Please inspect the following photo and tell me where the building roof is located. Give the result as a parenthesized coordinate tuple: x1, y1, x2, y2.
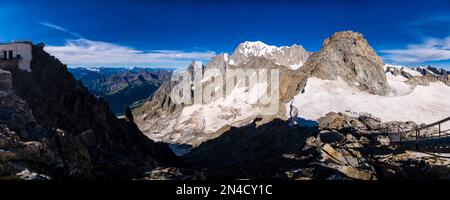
(0, 41, 33, 45)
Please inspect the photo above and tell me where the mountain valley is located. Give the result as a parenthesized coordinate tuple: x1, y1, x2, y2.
(69, 67, 172, 115)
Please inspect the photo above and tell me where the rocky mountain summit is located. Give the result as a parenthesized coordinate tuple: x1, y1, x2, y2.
(0, 44, 176, 179)
(303, 31, 389, 95)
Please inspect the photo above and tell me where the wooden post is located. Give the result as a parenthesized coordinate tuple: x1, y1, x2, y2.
(400, 132, 403, 145)
(416, 129, 419, 150)
(439, 123, 441, 137)
(416, 128, 419, 140)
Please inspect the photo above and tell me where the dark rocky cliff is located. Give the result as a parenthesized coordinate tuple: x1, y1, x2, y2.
(0, 45, 176, 179)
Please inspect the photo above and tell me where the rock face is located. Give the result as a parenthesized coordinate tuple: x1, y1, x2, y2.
(132, 80, 185, 142)
(303, 31, 389, 95)
(0, 45, 176, 179)
(0, 69, 14, 107)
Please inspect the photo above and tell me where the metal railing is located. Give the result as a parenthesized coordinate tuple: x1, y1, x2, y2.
(373, 117, 450, 151)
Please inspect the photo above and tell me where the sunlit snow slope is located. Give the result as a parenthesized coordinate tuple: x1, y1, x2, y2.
(289, 75, 450, 128)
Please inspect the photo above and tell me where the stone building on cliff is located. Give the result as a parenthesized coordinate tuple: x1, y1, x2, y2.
(0, 41, 33, 72)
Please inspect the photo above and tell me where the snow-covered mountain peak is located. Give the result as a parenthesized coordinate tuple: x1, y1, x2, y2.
(229, 41, 311, 69)
(235, 41, 279, 57)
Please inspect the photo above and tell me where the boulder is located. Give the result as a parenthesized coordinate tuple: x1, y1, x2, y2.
(376, 135, 391, 146)
(142, 167, 206, 180)
(318, 130, 345, 144)
(336, 165, 375, 180)
(358, 114, 381, 130)
(16, 169, 51, 180)
(359, 136, 370, 144)
(345, 134, 363, 148)
(318, 112, 354, 131)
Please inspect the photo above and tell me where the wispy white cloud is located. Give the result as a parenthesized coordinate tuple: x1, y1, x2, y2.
(44, 39, 216, 68)
(408, 14, 450, 38)
(380, 36, 450, 64)
(39, 22, 84, 38)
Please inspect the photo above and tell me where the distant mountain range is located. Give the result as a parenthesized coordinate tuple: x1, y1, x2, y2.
(69, 67, 173, 115)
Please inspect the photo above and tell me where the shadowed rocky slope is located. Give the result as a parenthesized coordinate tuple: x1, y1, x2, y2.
(0, 45, 176, 179)
(182, 119, 317, 179)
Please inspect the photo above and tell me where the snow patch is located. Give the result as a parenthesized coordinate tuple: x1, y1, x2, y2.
(386, 73, 414, 96)
(175, 81, 269, 134)
(403, 67, 423, 77)
(289, 63, 304, 70)
(289, 77, 450, 129)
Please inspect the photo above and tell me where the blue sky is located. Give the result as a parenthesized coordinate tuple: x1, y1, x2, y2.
(1, 0, 450, 69)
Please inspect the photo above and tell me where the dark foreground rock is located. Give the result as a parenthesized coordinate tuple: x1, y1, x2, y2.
(168, 112, 450, 180)
(182, 119, 317, 179)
